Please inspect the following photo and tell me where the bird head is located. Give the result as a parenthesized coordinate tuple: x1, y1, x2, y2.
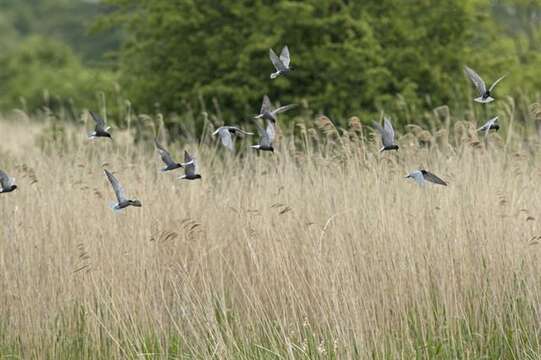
(129, 200, 142, 207)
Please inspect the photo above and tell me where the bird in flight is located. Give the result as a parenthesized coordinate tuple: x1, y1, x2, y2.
(464, 66, 506, 104)
(373, 117, 399, 152)
(178, 151, 202, 180)
(155, 139, 184, 172)
(269, 45, 292, 79)
(212, 126, 254, 152)
(254, 95, 296, 123)
(88, 111, 112, 139)
(0, 170, 17, 193)
(251, 119, 275, 152)
(405, 169, 447, 186)
(104, 169, 141, 211)
(477, 116, 500, 137)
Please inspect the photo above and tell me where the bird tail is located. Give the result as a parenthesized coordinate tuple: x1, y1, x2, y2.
(270, 72, 279, 79)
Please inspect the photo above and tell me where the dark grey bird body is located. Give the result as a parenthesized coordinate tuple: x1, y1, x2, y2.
(89, 111, 112, 139)
(104, 169, 141, 210)
(254, 95, 296, 123)
(251, 119, 275, 152)
(155, 139, 183, 171)
(212, 126, 254, 152)
(406, 169, 447, 186)
(464, 66, 505, 104)
(179, 151, 202, 180)
(0, 170, 17, 193)
(373, 117, 399, 152)
(269, 46, 292, 79)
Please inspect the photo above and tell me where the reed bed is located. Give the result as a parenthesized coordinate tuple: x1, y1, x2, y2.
(1, 102, 541, 358)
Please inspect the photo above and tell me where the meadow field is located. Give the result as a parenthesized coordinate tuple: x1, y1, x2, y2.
(2, 101, 541, 359)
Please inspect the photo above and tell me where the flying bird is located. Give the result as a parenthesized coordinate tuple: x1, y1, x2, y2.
(155, 139, 183, 171)
(464, 66, 506, 104)
(178, 151, 202, 180)
(477, 116, 500, 136)
(0, 170, 17, 193)
(88, 111, 112, 139)
(212, 126, 254, 152)
(269, 45, 291, 79)
(373, 117, 399, 152)
(104, 169, 141, 211)
(254, 95, 296, 123)
(405, 169, 447, 187)
(251, 119, 275, 152)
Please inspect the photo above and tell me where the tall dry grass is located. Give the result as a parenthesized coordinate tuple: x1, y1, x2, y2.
(1, 101, 541, 358)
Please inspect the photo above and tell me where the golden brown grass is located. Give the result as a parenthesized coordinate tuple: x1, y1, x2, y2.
(1, 104, 541, 358)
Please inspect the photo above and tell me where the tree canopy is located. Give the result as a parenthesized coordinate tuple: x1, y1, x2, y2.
(102, 0, 478, 120)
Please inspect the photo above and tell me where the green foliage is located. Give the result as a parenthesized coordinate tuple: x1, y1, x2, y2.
(0, 0, 122, 65)
(103, 0, 476, 123)
(0, 36, 117, 115)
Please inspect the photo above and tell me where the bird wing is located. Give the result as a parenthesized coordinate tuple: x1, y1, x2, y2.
(104, 169, 128, 203)
(477, 116, 498, 132)
(155, 139, 176, 167)
(265, 120, 276, 143)
(260, 95, 272, 115)
(488, 75, 506, 92)
(421, 170, 447, 186)
(183, 151, 196, 177)
(218, 128, 234, 152)
(0, 170, 13, 190)
(464, 66, 486, 96)
(373, 119, 393, 147)
(383, 117, 396, 144)
(90, 111, 106, 130)
(279, 45, 290, 68)
(225, 126, 254, 135)
(272, 103, 297, 116)
(269, 48, 286, 72)
(253, 119, 271, 146)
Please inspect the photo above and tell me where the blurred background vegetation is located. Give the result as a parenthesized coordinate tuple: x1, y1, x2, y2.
(0, 0, 540, 130)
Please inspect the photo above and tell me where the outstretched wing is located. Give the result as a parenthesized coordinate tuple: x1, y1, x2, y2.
(260, 95, 272, 115)
(218, 128, 234, 152)
(373, 119, 394, 147)
(226, 126, 254, 135)
(272, 103, 297, 116)
(155, 139, 177, 167)
(464, 66, 486, 96)
(0, 170, 13, 190)
(104, 169, 127, 203)
(90, 111, 106, 130)
(383, 117, 396, 144)
(269, 48, 286, 72)
(183, 151, 196, 177)
(489, 75, 506, 92)
(253, 119, 271, 147)
(279, 46, 290, 68)
(265, 119, 276, 143)
(421, 170, 447, 186)
(478, 116, 498, 137)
